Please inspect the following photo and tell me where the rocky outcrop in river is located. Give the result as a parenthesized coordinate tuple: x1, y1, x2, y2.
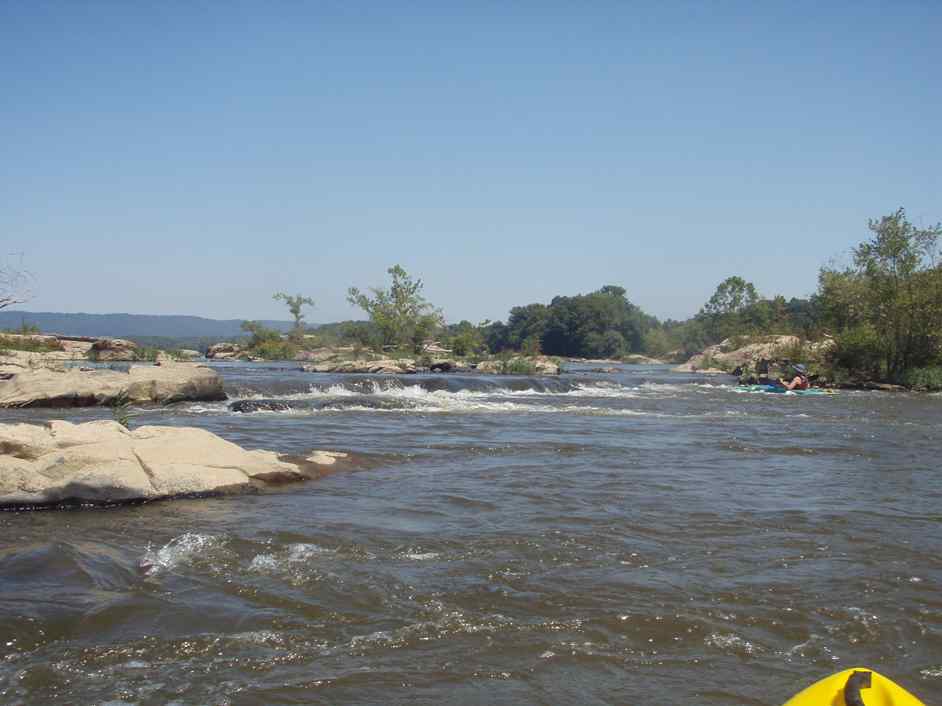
(206, 342, 243, 359)
(475, 356, 561, 375)
(299, 355, 560, 375)
(0, 363, 226, 407)
(621, 354, 664, 365)
(0, 420, 350, 508)
(89, 338, 138, 361)
(301, 358, 419, 374)
(672, 335, 826, 374)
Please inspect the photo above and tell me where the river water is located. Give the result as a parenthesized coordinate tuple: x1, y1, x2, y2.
(1, 363, 939, 705)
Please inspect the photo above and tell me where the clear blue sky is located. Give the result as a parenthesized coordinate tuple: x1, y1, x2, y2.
(2, 1, 939, 324)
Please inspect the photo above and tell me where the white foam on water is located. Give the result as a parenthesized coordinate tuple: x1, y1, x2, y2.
(232, 630, 285, 646)
(341, 609, 516, 656)
(231, 380, 645, 403)
(286, 543, 336, 561)
(704, 632, 761, 655)
(191, 377, 732, 417)
(782, 633, 823, 659)
(248, 554, 280, 572)
(140, 533, 221, 576)
(250, 543, 337, 573)
(315, 401, 664, 416)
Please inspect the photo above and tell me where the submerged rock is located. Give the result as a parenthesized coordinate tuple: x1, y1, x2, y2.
(428, 359, 473, 373)
(0, 363, 226, 408)
(230, 399, 292, 413)
(0, 420, 351, 508)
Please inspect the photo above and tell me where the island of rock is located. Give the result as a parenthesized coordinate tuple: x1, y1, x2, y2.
(0, 420, 351, 508)
(0, 362, 226, 407)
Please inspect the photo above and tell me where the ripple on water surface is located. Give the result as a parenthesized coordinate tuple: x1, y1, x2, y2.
(0, 364, 939, 705)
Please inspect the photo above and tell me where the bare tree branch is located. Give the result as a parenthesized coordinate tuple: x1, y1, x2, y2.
(0, 254, 34, 310)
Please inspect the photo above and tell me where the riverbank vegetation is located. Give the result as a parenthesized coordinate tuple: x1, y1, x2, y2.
(10, 211, 939, 388)
(656, 209, 942, 388)
(817, 209, 941, 386)
(0, 333, 62, 354)
(227, 209, 941, 388)
(347, 265, 444, 354)
(0, 323, 62, 354)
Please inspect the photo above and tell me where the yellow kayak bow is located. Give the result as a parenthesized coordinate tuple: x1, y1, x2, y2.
(782, 668, 927, 706)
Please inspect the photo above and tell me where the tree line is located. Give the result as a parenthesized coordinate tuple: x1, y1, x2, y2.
(244, 208, 942, 385)
(649, 209, 942, 386)
(9, 209, 937, 385)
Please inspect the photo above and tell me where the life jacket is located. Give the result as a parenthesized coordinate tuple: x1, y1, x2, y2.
(795, 374, 810, 390)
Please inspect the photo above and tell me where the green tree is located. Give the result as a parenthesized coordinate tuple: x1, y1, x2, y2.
(241, 320, 282, 346)
(702, 276, 759, 316)
(496, 286, 657, 358)
(339, 320, 380, 350)
(505, 303, 549, 351)
(816, 268, 868, 333)
(347, 265, 444, 353)
(849, 208, 942, 378)
(273, 292, 315, 341)
(481, 320, 510, 353)
(697, 276, 761, 342)
(641, 327, 675, 358)
(448, 320, 488, 357)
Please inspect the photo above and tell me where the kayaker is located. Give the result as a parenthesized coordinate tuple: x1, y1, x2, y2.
(780, 364, 810, 390)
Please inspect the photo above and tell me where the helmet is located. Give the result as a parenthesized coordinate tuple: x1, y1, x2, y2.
(793, 364, 808, 375)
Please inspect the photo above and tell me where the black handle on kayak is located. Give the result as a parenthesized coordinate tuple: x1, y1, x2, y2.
(844, 670, 871, 706)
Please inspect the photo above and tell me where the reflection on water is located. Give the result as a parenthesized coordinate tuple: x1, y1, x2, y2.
(1, 363, 940, 704)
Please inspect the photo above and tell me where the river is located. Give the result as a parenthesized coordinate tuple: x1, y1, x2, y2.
(1, 363, 939, 705)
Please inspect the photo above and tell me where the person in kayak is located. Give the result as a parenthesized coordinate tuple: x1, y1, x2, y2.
(780, 364, 810, 390)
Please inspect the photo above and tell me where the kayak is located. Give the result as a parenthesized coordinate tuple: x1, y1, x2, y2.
(736, 384, 834, 396)
(782, 668, 926, 706)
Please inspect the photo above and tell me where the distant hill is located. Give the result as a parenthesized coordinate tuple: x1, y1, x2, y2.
(0, 310, 298, 339)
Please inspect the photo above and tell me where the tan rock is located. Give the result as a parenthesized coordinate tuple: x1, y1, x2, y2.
(621, 354, 664, 365)
(58, 338, 95, 356)
(673, 335, 802, 373)
(0, 420, 350, 508)
(422, 342, 452, 354)
(0, 363, 226, 408)
(206, 342, 243, 359)
(301, 358, 416, 374)
(1, 350, 65, 375)
(90, 338, 138, 361)
(294, 347, 342, 363)
(476, 356, 560, 375)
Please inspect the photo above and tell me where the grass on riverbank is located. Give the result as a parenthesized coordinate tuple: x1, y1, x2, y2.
(899, 367, 942, 391)
(0, 334, 63, 354)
